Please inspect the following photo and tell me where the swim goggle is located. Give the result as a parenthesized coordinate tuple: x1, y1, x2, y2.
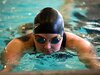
(35, 35, 62, 44)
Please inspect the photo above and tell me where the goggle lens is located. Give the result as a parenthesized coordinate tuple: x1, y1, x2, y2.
(35, 36, 46, 44)
(35, 35, 61, 44)
(51, 37, 61, 44)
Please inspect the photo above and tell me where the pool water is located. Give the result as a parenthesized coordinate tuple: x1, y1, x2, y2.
(0, 0, 100, 72)
(11, 52, 87, 72)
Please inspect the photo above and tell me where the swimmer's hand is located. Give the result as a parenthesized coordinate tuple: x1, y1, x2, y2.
(0, 65, 13, 72)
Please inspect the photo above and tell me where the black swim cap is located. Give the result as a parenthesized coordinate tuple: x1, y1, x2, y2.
(33, 7, 64, 36)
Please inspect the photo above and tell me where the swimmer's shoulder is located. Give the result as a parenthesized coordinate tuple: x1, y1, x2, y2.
(65, 32, 82, 40)
(17, 33, 34, 42)
(64, 32, 83, 49)
(12, 33, 34, 49)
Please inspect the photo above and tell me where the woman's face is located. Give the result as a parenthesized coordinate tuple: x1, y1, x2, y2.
(34, 34, 63, 54)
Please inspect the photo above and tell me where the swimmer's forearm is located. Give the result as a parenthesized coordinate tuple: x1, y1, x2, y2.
(79, 53, 100, 69)
(86, 61, 100, 69)
(1, 38, 25, 72)
(75, 39, 100, 69)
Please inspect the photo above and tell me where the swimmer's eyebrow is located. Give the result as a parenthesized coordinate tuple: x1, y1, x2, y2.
(34, 35, 46, 39)
(17, 35, 30, 42)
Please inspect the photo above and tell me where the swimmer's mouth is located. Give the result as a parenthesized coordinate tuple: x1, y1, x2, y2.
(42, 49, 54, 54)
(38, 49, 58, 54)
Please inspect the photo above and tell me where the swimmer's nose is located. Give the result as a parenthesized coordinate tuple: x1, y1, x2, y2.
(44, 42, 51, 50)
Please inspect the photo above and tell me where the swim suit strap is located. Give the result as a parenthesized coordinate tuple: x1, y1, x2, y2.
(61, 32, 66, 48)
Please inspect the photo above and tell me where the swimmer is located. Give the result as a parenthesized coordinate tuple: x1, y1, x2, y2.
(1, 7, 100, 72)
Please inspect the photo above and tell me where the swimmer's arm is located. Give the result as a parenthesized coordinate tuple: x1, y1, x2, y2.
(1, 39, 27, 72)
(76, 41, 100, 69)
(1, 34, 34, 72)
(65, 32, 100, 69)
